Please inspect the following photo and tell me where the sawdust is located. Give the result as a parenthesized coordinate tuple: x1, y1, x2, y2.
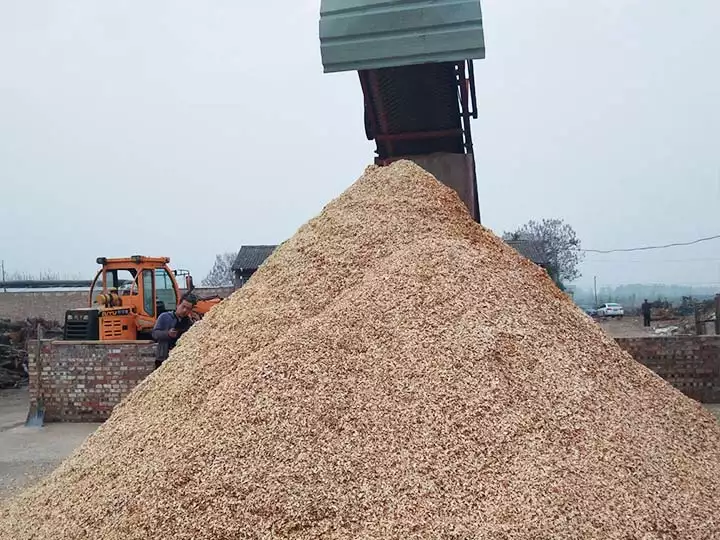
(1, 161, 719, 539)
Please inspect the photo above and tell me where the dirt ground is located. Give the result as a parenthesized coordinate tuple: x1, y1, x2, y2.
(0, 389, 98, 500)
(595, 315, 694, 339)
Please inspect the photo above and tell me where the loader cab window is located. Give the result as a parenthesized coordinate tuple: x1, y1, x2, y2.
(102, 269, 137, 294)
(89, 270, 102, 306)
(91, 269, 137, 305)
(142, 270, 154, 316)
(155, 269, 177, 312)
(110, 270, 138, 296)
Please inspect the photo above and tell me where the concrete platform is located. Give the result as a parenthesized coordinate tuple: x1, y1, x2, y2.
(0, 389, 98, 500)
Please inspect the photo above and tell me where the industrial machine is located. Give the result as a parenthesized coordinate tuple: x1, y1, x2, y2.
(319, 0, 486, 222)
(63, 256, 222, 341)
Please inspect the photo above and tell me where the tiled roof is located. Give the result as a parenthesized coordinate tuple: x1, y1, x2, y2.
(231, 245, 277, 272)
(505, 239, 549, 266)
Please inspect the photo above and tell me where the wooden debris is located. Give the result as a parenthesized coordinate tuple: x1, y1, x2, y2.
(0, 318, 61, 388)
(0, 161, 719, 539)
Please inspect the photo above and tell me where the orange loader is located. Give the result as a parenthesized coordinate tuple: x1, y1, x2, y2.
(62, 256, 222, 341)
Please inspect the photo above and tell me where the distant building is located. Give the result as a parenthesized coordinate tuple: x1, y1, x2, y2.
(231, 245, 277, 288)
(504, 239, 561, 287)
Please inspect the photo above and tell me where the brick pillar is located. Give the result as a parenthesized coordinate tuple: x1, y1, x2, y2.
(28, 338, 52, 412)
(695, 303, 705, 335)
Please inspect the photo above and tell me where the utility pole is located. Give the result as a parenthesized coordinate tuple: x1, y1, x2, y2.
(1, 260, 5, 293)
(593, 276, 598, 307)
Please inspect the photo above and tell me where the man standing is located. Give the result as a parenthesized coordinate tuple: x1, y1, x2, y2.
(152, 293, 197, 369)
(641, 299, 652, 328)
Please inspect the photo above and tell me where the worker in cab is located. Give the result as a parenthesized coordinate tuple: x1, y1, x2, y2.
(152, 293, 197, 369)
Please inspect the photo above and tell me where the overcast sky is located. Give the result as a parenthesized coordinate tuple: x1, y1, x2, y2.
(1, 0, 718, 288)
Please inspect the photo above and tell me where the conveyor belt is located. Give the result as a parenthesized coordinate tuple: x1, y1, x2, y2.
(358, 60, 481, 222)
(359, 62, 466, 159)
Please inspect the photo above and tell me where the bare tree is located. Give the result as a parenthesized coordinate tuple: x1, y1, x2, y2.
(2, 269, 84, 281)
(503, 219, 584, 288)
(201, 252, 238, 287)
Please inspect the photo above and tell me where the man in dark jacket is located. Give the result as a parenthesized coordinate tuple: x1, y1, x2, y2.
(641, 299, 652, 327)
(152, 293, 196, 369)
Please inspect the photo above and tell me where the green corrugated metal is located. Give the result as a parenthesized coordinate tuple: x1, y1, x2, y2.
(319, 0, 485, 73)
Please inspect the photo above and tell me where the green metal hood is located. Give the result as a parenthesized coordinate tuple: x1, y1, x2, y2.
(320, 0, 486, 73)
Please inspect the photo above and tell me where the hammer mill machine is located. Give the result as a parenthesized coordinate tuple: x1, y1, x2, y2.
(319, 0, 486, 222)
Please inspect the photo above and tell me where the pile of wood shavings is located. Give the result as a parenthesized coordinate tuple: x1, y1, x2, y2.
(1, 160, 719, 539)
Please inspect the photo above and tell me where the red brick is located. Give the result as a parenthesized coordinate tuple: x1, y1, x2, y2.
(28, 340, 156, 422)
(617, 336, 720, 403)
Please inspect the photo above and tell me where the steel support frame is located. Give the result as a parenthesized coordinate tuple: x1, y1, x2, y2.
(358, 60, 482, 224)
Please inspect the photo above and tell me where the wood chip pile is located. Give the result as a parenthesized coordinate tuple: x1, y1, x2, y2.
(1, 161, 719, 539)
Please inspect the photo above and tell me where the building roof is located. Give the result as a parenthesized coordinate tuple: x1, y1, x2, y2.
(232, 245, 277, 272)
(505, 239, 549, 267)
(319, 0, 485, 73)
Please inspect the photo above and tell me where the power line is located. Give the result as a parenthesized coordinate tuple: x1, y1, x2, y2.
(581, 234, 720, 254)
(584, 257, 720, 264)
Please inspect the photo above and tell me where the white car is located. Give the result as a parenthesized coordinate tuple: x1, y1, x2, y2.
(597, 303, 624, 318)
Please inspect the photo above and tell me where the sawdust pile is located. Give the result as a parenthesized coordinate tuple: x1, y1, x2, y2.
(2, 161, 720, 539)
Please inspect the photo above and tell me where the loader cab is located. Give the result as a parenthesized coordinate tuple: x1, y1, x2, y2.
(90, 257, 182, 340)
(63, 256, 183, 342)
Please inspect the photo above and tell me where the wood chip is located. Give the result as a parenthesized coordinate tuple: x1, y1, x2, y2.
(1, 160, 719, 539)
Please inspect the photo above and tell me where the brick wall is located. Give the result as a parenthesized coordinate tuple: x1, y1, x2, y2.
(616, 336, 720, 403)
(0, 287, 234, 323)
(29, 335, 720, 423)
(28, 340, 156, 422)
